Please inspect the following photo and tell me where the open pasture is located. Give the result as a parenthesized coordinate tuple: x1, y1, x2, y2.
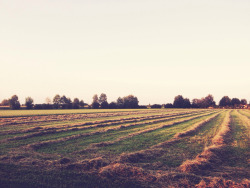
(0, 109, 249, 187)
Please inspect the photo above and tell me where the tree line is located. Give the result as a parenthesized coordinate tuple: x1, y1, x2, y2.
(0, 94, 249, 110)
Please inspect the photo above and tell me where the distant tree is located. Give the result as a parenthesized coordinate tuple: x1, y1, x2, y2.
(173, 95, 185, 108)
(183, 98, 191, 108)
(100, 101, 109, 109)
(219, 96, 231, 107)
(231, 98, 241, 108)
(109, 102, 117, 109)
(123, 95, 139, 108)
(192, 98, 201, 108)
(151, 104, 162, 108)
(60, 95, 72, 109)
(25, 97, 34, 109)
(116, 97, 124, 108)
(204, 94, 216, 108)
(92, 94, 99, 109)
(165, 103, 173, 108)
(240, 99, 247, 105)
(73, 98, 80, 109)
(99, 93, 107, 104)
(79, 100, 85, 108)
(53, 94, 61, 109)
(0, 99, 9, 106)
(99, 93, 109, 109)
(9, 95, 20, 110)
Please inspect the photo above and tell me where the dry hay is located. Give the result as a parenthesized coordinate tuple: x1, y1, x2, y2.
(174, 113, 219, 139)
(99, 163, 157, 182)
(179, 111, 231, 173)
(196, 177, 250, 188)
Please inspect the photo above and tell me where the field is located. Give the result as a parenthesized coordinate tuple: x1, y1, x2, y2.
(0, 109, 249, 187)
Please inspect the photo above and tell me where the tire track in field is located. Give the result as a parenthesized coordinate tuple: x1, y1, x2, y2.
(1, 110, 207, 143)
(179, 110, 232, 173)
(22, 111, 214, 151)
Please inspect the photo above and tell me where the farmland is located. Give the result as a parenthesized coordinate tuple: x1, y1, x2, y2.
(0, 109, 249, 187)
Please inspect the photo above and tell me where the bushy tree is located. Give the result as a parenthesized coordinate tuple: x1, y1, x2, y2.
(173, 95, 184, 108)
(25, 97, 34, 109)
(73, 98, 80, 109)
(0, 99, 9, 106)
(219, 96, 231, 107)
(241, 99, 247, 105)
(109, 102, 117, 109)
(99, 93, 109, 109)
(53, 94, 61, 109)
(79, 100, 85, 108)
(231, 98, 241, 108)
(116, 97, 124, 108)
(204, 94, 216, 108)
(151, 104, 162, 108)
(183, 98, 191, 108)
(92, 94, 99, 109)
(165, 103, 173, 108)
(123, 95, 139, 108)
(9, 95, 20, 110)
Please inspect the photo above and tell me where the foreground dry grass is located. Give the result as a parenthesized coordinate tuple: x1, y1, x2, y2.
(0, 109, 249, 188)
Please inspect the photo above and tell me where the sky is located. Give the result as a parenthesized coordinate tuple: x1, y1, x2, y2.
(0, 0, 250, 105)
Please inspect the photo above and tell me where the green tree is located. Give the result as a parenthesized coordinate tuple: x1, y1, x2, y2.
(116, 97, 124, 108)
(231, 98, 241, 108)
(73, 98, 80, 109)
(219, 96, 231, 107)
(173, 95, 184, 108)
(79, 100, 84, 108)
(0, 99, 9, 106)
(9, 95, 20, 110)
(123, 95, 139, 108)
(53, 94, 61, 109)
(25, 97, 34, 109)
(92, 94, 99, 109)
(240, 99, 247, 105)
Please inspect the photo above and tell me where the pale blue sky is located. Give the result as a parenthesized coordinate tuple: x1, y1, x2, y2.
(0, 0, 249, 105)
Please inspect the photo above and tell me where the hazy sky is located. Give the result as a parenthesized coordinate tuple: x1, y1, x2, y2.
(1, 0, 250, 105)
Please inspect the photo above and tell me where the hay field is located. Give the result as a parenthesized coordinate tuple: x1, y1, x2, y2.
(0, 109, 249, 187)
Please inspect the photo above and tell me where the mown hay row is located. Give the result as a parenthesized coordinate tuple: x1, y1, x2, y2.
(2, 110, 207, 143)
(179, 111, 231, 173)
(24, 111, 214, 151)
(174, 113, 219, 138)
(0, 110, 171, 126)
(0, 110, 192, 136)
(116, 112, 220, 163)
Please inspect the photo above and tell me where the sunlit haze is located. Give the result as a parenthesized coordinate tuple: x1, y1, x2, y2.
(1, 0, 249, 105)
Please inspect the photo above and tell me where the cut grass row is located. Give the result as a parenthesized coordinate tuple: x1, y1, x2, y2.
(0, 110, 211, 155)
(35, 111, 218, 156)
(114, 111, 225, 168)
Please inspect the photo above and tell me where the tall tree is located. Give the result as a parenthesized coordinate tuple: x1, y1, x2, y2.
(240, 99, 247, 105)
(99, 93, 108, 109)
(25, 97, 34, 109)
(9, 95, 20, 110)
(219, 96, 231, 107)
(73, 98, 80, 109)
(173, 95, 184, 108)
(204, 94, 216, 108)
(53, 94, 61, 109)
(231, 98, 241, 108)
(123, 95, 139, 108)
(92, 94, 99, 109)
(116, 97, 124, 108)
